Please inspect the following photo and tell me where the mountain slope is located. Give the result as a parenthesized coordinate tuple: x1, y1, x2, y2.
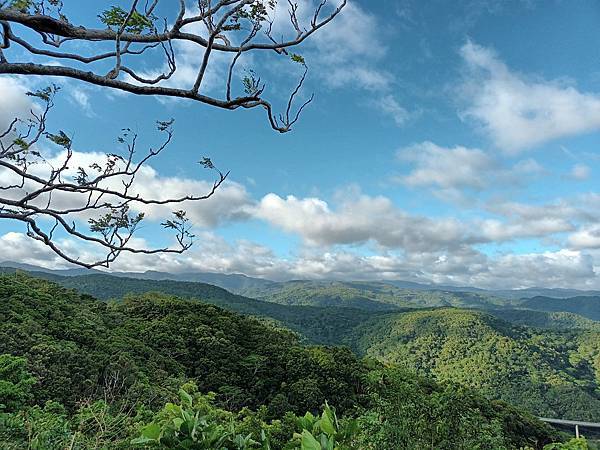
(349, 308, 600, 421)
(0, 273, 561, 449)
(0, 269, 385, 346)
(0, 272, 366, 415)
(239, 279, 513, 311)
(487, 308, 600, 331)
(521, 296, 600, 321)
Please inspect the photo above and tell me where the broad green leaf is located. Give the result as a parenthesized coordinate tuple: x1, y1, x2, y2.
(320, 410, 336, 435)
(130, 436, 154, 445)
(172, 417, 184, 430)
(179, 388, 193, 408)
(140, 422, 160, 440)
(301, 430, 321, 450)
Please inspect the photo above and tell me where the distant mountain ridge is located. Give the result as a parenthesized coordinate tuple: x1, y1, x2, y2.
(2, 261, 599, 300)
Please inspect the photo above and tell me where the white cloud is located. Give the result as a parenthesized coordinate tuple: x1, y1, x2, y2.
(460, 41, 600, 152)
(471, 249, 597, 290)
(0, 77, 33, 132)
(69, 87, 95, 117)
(477, 217, 574, 241)
(0, 147, 253, 229)
(568, 163, 591, 181)
(253, 190, 468, 251)
(3, 225, 600, 289)
(395, 142, 546, 203)
(398, 141, 494, 190)
(568, 227, 600, 250)
(300, 1, 392, 91)
(372, 95, 411, 126)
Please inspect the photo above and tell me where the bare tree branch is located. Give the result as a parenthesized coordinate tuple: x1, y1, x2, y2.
(0, 86, 227, 268)
(0, 0, 346, 133)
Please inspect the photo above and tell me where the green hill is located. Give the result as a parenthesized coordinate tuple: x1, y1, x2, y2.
(487, 308, 600, 331)
(239, 279, 512, 310)
(349, 308, 600, 421)
(0, 273, 561, 449)
(0, 269, 387, 346)
(521, 296, 600, 321)
(0, 272, 366, 415)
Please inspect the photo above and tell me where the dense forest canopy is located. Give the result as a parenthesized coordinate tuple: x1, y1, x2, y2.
(1, 273, 582, 449)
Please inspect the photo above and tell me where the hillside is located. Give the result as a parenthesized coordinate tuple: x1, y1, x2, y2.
(487, 308, 600, 331)
(0, 269, 387, 346)
(0, 273, 561, 449)
(521, 296, 600, 321)
(350, 308, 600, 421)
(0, 273, 367, 415)
(238, 279, 512, 311)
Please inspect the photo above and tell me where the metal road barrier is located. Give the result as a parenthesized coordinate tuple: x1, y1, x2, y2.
(539, 417, 600, 439)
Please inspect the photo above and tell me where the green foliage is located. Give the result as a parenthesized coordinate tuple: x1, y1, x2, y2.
(130, 383, 360, 450)
(131, 386, 266, 449)
(98, 6, 154, 34)
(0, 274, 577, 449)
(0, 273, 365, 415)
(26, 85, 60, 103)
(238, 279, 510, 311)
(89, 205, 145, 236)
(544, 437, 589, 449)
(350, 308, 600, 421)
(0, 354, 35, 412)
(9, 269, 384, 346)
(522, 296, 600, 322)
(354, 368, 558, 450)
(45, 130, 71, 148)
(289, 403, 358, 450)
(243, 69, 261, 95)
(8, 0, 32, 12)
(290, 54, 306, 66)
(0, 401, 72, 450)
(488, 309, 600, 332)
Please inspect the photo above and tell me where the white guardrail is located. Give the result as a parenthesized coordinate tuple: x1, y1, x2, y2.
(539, 418, 600, 439)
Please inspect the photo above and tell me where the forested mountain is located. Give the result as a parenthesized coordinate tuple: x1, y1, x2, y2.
(487, 309, 600, 331)
(521, 296, 600, 321)
(0, 274, 563, 449)
(0, 274, 365, 415)
(0, 269, 390, 346)
(348, 308, 600, 422)
(235, 279, 514, 310)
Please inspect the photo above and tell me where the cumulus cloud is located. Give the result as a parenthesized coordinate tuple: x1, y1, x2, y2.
(398, 141, 494, 190)
(0, 77, 34, 131)
(568, 227, 600, 250)
(6, 227, 599, 290)
(253, 191, 471, 251)
(568, 163, 591, 181)
(460, 41, 600, 152)
(396, 142, 546, 202)
(0, 147, 253, 230)
(471, 250, 598, 289)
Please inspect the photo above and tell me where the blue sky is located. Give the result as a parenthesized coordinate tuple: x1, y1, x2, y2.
(1, 0, 599, 289)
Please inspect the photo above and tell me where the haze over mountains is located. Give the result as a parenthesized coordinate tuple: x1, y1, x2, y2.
(3, 260, 599, 300)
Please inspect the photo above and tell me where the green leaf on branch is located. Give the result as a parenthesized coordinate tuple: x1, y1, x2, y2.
(8, 0, 33, 12)
(291, 53, 306, 65)
(99, 6, 153, 34)
(45, 131, 71, 149)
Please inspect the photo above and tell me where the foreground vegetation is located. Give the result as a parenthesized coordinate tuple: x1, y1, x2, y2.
(10, 269, 600, 423)
(0, 273, 575, 449)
